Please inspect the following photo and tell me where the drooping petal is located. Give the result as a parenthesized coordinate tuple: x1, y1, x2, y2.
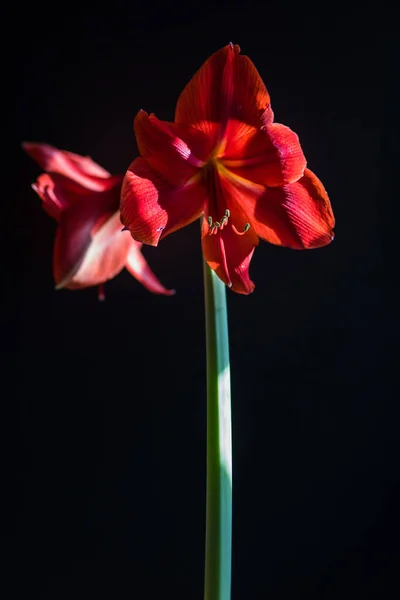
(175, 44, 273, 144)
(201, 174, 259, 294)
(22, 141, 122, 191)
(134, 111, 213, 186)
(121, 157, 206, 246)
(54, 210, 131, 289)
(201, 219, 257, 295)
(221, 123, 306, 186)
(125, 242, 175, 296)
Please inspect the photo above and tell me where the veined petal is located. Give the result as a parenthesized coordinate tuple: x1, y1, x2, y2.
(22, 141, 122, 191)
(121, 157, 206, 246)
(134, 111, 212, 186)
(217, 167, 334, 249)
(254, 169, 335, 249)
(175, 44, 273, 142)
(221, 123, 306, 186)
(125, 242, 175, 296)
(230, 47, 274, 128)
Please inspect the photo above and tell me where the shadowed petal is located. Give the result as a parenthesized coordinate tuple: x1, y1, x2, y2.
(51, 200, 175, 293)
(32, 174, 67, 221)
(54, 208, 130, 289)
(134, 111, 212, 186)
(31, 172, 120, 221)
(221, 123, 306, 186)
(121, 157, 206, 246)
(175, 44, 273, 144)
(125, 242, 175, 296)
(22, 142, 122, 191)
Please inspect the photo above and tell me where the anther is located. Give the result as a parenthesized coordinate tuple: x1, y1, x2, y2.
(208, 216, 213, 227)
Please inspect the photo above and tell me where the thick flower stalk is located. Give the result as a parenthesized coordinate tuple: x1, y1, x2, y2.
(23, 142, 174, 297)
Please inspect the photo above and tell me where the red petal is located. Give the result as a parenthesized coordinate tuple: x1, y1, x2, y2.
(54, 211, 131, 289)
(32, 172, 119, 220)
(134, 111, 212, 186)
(48, 176, 123, 288)
(201, 219, 257, 295)
(22, 141, 122, 191)
(125, 242, 175, 296)
(121, 157, 206, 246)
(255, 169, 335, 249)
(217, 167, 334, 249)
(175, 44, 273, 143)
(31, 174, 66, 221)
(221, 123, 306, 186)
(201, 173, 259, 294)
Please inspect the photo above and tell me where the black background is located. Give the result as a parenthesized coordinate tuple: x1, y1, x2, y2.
(7, 2, 398, 598)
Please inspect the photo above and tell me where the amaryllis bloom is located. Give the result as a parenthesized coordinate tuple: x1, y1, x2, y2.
(121, 44, 335, 294)
(23, 142, 174, 298)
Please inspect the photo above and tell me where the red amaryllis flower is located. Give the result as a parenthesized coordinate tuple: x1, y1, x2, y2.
(121, 44, 335, 294)
(23, 142, 174, 298)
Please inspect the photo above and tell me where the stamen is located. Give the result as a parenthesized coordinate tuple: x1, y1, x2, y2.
(206, 209, 251, 237)
(232, 223, 251, 236)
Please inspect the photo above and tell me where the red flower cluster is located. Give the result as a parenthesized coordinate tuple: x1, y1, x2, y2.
(23, 142, 174, 298)
(121, 44, 335, 294)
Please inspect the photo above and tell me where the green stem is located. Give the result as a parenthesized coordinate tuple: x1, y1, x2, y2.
(203, 260, 232, 600)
